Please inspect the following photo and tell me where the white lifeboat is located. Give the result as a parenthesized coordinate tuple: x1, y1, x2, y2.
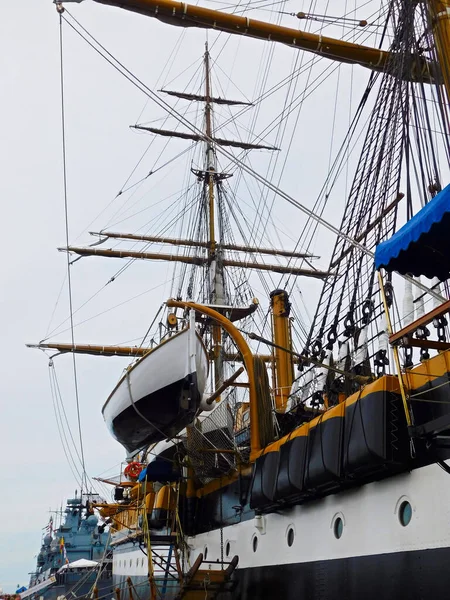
(102, 312, 209, 452)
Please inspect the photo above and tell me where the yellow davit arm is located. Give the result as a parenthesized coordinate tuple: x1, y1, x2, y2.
(59, 0, 437, 82)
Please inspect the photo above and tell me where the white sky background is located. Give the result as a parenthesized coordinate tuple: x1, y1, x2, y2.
(0, 0, 395, 590)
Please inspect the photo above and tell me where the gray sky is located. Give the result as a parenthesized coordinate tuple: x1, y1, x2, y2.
(0, 0, 379, 590)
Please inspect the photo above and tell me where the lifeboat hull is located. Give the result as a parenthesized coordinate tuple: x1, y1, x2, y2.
(103, 324, 208, 453)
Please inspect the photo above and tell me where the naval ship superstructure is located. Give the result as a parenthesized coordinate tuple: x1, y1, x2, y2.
(26, 494, 112, 600)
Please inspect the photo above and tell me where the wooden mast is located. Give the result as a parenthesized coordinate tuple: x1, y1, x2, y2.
(204, 43, 215, 260)
(203, 42, 224, 394)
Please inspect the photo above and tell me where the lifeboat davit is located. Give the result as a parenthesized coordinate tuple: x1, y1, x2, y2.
(102, 313, 208, 453)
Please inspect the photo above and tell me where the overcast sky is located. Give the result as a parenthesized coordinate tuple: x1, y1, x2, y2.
(0, 0, 382, 591)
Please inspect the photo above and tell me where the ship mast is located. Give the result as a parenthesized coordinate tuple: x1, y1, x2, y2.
(33, 41, 334, 389)
(204, 44, 215, 263)
(202, 42, 225, 392)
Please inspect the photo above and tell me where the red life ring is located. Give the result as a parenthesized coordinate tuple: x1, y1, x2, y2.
(124, 462, 143, 480)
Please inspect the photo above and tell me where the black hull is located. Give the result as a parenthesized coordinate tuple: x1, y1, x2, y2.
(112, 373, 200, 452)
(114, 547, 450, 600)
(234, 547, 450, 599)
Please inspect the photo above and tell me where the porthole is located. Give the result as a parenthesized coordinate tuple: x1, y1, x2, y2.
(287, 528, 295, 547)
(252, 535, 258, 553)
(225, 542, 231, 557)
(399, 500, 412, 526)
(204, 546, 208, 560)
(334, 517, 344, 539)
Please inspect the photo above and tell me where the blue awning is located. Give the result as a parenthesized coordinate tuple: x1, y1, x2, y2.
(375, 184, 450, 280)
(138, 457, 180, 483)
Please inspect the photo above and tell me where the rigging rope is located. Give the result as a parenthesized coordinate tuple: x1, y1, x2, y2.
(58, 10, 88, 493)
(49, 361, 83, 489)
(50, 360, 111, 499)
(44, 275, 183, 340)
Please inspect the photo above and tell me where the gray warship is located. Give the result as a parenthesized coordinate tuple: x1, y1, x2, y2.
(25, 494, 112, 600)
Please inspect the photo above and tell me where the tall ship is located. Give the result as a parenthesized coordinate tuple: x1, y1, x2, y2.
(29, 0, 450, 596)
(25, 494, 112, 600)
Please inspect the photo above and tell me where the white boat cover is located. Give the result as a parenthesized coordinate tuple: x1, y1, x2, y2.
(58, 559, 99, 571)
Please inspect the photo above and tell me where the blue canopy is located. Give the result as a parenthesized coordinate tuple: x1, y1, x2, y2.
(375, 184, 450, 280)
(138, 457, 180, 483)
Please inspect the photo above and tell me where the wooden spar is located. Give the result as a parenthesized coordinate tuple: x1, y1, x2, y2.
(90, 230, 317, 259)
(221, 258, 330, 278)
(93, 476, 124, 486)
(27, 341, 281, 361)
(60, 246, 329, 277)
(91, 0, 437, 81)
(205, 366, 245, 405)
(59, 246, 206, 265)
(131, 125, 279, 151)
(222, 243, 314, 259)
(399, 338, 450, 351)
(160, 89, 253, 106)
(27, 342, 149, 357)
(90, 231, 210, 250)
(389, 299, 450, 346)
